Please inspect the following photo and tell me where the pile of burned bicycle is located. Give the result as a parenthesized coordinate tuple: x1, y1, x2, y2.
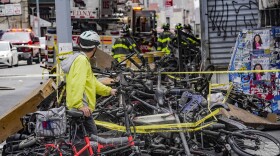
(2, 57, 280, 156)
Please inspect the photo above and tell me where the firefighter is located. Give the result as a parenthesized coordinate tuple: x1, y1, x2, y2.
(157, 23, 173, 55)
(112, 24, 140, 61)
(173, 23, 200, 46)
(175, 23, 183, 34)
(184, 24, 194, 35)
(173, 23, 187, 46)
(183, 24, 200, 45)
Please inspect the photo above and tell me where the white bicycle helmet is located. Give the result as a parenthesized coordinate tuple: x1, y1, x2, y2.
(79, 30, 100, 49)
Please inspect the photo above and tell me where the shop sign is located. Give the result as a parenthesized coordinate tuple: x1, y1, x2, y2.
(0, 3, 21, 16)
(5, 4, 14, 16)
(13, 3, 21, 15)
(71, 9, 96, 18)
(165, 0, 173, 7)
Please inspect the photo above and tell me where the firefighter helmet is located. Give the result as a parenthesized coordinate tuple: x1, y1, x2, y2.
(121, 24, 130, 35)
(184, 24, 192, 30)
(162, 23, 170, 30)
(175, 23, 183, 30)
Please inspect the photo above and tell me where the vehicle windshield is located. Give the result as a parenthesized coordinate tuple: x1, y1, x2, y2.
(1, 32, 30, 42)
(0, 42, 10, 51)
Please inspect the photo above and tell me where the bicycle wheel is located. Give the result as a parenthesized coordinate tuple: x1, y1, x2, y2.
(44, 146, 62, 156)
(195, 64, 215, 93)
(228, 130, 280, 156)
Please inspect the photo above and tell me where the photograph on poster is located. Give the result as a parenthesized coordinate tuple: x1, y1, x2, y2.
(251, 30, 271, 54)
(251, 54, 270, 82)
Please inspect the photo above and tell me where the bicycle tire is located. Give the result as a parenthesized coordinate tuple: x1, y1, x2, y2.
(227, 130, 280, 156)
(195, 64, 215, 93)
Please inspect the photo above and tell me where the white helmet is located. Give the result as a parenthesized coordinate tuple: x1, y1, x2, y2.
(79, 30, 100, 49)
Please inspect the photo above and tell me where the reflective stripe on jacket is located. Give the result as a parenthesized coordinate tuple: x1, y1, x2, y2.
(162, 46, 171, 54)
(112, 37, 140, 60)
(157, 31, 173, 50)
(112, 38, 134, 56)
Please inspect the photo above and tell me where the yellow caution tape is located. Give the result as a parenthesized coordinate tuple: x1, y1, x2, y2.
(161, 69, 280, 74)
(210, 83, 231, 88)
(0, 74, 64, 78)
(222, 82, 233, 104)
(167, 74, 181, 80)
(3, 68, 279, 78)
(57, 86, 66, 105)
(14, 45, 41, 49)
(3, 69, 280, 78)
(207, 82, 218, 121)
(95, 108, 220, 133)
(54, 42, 64, 103)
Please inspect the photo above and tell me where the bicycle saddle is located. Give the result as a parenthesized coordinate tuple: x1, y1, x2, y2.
(66, 109, 83, 118)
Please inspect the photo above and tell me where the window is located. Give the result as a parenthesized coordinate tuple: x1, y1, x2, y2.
(0, 42, 10, 51)
(1, 32, 30, 42)
(166, 17, 170, 25)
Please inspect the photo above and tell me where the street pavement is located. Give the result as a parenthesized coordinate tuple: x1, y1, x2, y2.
(0, 61, 48, 117)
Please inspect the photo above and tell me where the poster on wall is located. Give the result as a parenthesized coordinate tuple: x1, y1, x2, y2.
(229, 31, 252, 93)
(250, 53, 274, 100)
(250, 29, 271, 54)
(251, 54, 270, 82)
(229, 28, 280, 114)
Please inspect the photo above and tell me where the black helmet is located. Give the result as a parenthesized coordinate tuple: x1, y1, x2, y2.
(78, 30, 100, 50)
(184, 24, 192, 30)
(175, 23, 183, 30)
(121, 24, 130, 35)
(162, 23, 170, 30)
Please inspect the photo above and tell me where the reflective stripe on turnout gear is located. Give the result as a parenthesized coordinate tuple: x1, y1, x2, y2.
(162, 46, 171, 54)
(129, 43, 136, 49)
(112, 44, 129, 49)
(157, 37, 171, 43)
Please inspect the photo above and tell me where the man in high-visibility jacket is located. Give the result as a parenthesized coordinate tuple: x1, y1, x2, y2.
(61, 30, 117, 138)
(112, 24, 140, 61)
(157, 23, 173, 54)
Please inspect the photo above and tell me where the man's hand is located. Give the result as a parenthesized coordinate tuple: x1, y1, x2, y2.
(78, 106, 91, 117)
(110, 89, 117, 96)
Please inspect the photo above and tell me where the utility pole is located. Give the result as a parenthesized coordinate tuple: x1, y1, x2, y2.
(55, 0, 72, 44)
(30, 7, 35, 30)
(55, 0, 72, 83)
(36, 0, 40, 36)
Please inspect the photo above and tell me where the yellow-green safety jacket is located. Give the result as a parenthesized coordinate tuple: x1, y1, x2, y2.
(61, 52, 112, 112)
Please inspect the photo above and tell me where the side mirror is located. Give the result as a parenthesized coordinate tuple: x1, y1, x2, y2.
(33, 37, 39, 42)
(12, 47, 17, 51)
